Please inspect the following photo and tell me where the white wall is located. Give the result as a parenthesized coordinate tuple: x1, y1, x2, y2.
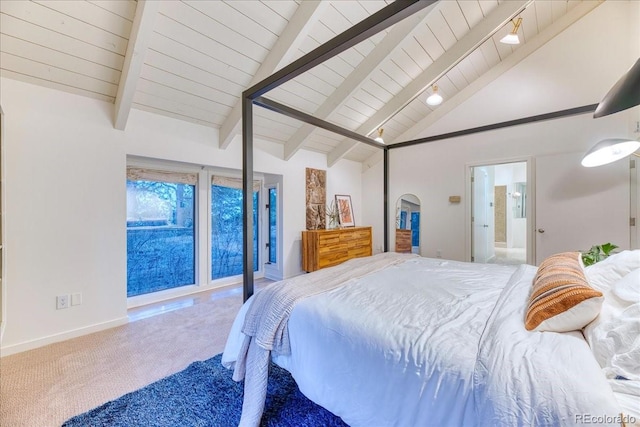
(0, 78, 363, 355)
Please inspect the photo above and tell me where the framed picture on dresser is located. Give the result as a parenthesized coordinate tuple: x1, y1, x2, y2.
(335, 194, 355, 227)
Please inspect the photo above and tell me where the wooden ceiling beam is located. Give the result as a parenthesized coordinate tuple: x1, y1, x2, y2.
(113, 0, 159, 131)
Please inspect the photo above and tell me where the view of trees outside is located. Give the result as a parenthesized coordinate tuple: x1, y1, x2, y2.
(211, 185, 258, 279)
(126, 180, 195, 297)
(126, 179, 261, 297)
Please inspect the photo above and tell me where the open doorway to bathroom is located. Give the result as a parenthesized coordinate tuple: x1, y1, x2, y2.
(471, 161, 528, 265)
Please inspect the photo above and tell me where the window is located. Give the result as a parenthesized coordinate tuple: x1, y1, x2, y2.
(211, 176, 260, 280)
(126, 168, 196, 297)
(126, 164, 277, 300)
(267, 187, 277, 264)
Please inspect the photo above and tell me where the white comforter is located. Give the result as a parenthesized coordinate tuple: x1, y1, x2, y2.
(223, 255, 623, 426)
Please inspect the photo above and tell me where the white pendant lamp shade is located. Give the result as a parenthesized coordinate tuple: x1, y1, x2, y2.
(374, 128, 384, 144)
(581, 138, 640, 167)
(426, 85, 443, 106)
(500, 33, 520, 45)
(500, 17, 522, 45)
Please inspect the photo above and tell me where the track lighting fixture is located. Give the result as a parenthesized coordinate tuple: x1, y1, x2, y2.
(500, 17, 522, 45)
(426, 85, 443, 106)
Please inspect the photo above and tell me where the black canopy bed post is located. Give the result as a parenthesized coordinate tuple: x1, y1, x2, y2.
(242, 95, 254, 302)
(384, 147, 389, 252)
(240, 0, 436, 303)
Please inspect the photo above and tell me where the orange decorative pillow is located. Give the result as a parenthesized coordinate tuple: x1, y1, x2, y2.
(525, 252, 603, 332)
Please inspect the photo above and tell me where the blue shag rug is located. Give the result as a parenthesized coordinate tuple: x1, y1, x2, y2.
(62, 354, 348, 427)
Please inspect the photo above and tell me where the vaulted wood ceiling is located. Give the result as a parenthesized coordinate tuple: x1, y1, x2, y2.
(0, 0, 602, 165)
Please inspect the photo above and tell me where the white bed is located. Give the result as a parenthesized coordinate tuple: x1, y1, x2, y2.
(223, 252, 639, 427)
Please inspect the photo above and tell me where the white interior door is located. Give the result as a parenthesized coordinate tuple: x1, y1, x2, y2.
(535, 152, 630, 264)
(472, 167, 491, 263)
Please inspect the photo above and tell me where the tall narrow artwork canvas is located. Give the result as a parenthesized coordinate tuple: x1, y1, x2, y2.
(305, 168, 326, 230)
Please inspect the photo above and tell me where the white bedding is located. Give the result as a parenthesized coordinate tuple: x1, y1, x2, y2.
(223, 255, 624, 426)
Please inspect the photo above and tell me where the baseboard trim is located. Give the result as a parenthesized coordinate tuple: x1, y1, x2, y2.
(0, 316, 129, 357)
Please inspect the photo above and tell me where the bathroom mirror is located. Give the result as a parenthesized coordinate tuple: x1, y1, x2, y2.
(395, 194, 420, 253)
(512, 182, 526, 219)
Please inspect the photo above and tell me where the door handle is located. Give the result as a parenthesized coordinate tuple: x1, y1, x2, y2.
(537, 228, 545, 233)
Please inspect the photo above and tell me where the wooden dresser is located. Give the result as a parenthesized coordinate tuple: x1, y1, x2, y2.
(302, 226, 372, 272)
(395, 229, 412, 253)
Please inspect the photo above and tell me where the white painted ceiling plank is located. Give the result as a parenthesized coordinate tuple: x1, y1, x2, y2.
(218, 0, 329, 149)
(0, 13, 125, 70)
(33, 0, 133, 36)
(224, 0, 290, 35)
(0, 68, 115, 103)
(160, 1, 268, 62)
(293, 72, 335, 97)
(277, 79, 328, 107)
(425, 11, 459, 51)
(446, 65, 470, 90)
(478, 1, 500, 19)
(439, 1, 470, 41)
(262, 0, 300, 22)
(0, 51, 117, 96)
(133, 103, 218, 128)
(140, 65, 237, 107)
(345, 97, 377, 118)
(326, 0, 531, 167)
(87, 1, 137, 20)
(401, 37, 433, 71)
(478, 41, 501, 70)
(185, 1, 279, 50)
(147, 33, 252, 87)
(361, 149, 384, 172)
(1, 1, 128, 55)
(114, 0, 159, 130)
(550, 1, 569, 23)
(282, 7, 433, 161)
(133, 91, 227, 124)
(136, 79, 233, 117)
(0, 34, 121, 84)
(154, 14, 260, 75)
(144, 49, 245, 96)
(457, 0, 485, 28)
(519, 4, 539, 46)
(391, 48, 424, 80)
(380, 59, 414, 88)
(413, 24, 445, 62)
(392, 0, 604, 146)
(370, 67, 404, 96)
(535, 1, 554, 33)
(268, 86, 321, 113)
(353, 85, 386, 111)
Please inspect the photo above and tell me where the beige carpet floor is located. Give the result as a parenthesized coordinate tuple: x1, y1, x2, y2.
(0, 283, 266, 427)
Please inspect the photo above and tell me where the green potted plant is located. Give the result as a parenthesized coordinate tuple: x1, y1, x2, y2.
(581, 242, 619, 266)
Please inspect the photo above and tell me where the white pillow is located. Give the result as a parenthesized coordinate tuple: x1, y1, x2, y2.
(584, 250, 640, 292)
(583, 268, 640, 381)
(613, 268, 640, 303)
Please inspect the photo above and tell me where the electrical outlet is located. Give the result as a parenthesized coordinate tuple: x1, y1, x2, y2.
(436, 249, 442, 258)
(56, 295, 70, 310)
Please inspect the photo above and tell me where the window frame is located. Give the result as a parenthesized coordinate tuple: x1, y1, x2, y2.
(126, 158, 271, 309)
